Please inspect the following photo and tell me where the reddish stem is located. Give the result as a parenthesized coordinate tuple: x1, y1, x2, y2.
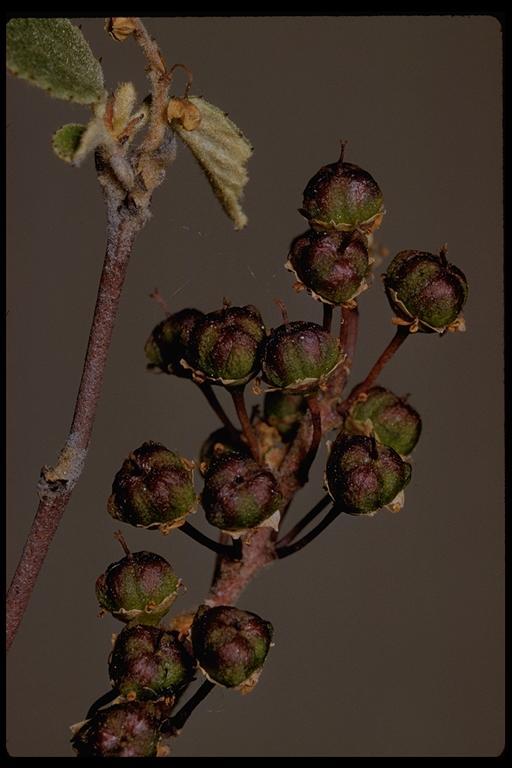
(323, 304, 334, 333)
(230, 387, 260, 462)
(179, 522, 240, 559)
(298, 395, 322, 484)
(340, 304, 359, 365)
(276, 494, 331, 548)
(6, 207, 144, 651)
(277, 505, 340, 559)
(163, 680, 216, 735)
(198, 382, 238, 436)
(339, 325, 409, 416)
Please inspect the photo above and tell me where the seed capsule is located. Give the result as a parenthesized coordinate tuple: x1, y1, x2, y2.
(199, 427, 250, 476)
(71, 701, 162, 757)
(109, 624, 195, 699)
(108, 441, 196, 532)
(301, 144, 384, 233)
(325, 433, 412, 514)
(202, 453, 281, 533)
(287, 229, 370, 306)
(383, 248, 468, 333)
(95, 551, 180, 625)
(262, 321, 343, 394)
(186, 304, 265, 387)
(145, 307, 204, 376)
(106, 17, 136, 43)
(191, 605, 273, 689)
(348, 387, 422, 456)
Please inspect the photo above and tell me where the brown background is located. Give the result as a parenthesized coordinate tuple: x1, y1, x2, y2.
(6, 16, 503, 757)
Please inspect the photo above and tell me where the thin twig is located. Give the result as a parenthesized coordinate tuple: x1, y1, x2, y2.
(298, 395, 322, 484)
(323, 304, 334, 333)
(179, 522, 240, 559)
(340, 304, 359, 365)
(276, 505, 340, 559)
(161, 680, 215, 736)
(230, 387, 260, 462)
(113, 530, 131, 556)
(197, 383, 238, 436)
(339, 325, 409, 416)
(7, 18, 178, 652)
(6, 205, 145, 651)
(86, 688, 120, 720)
(276, 494, 331, 548)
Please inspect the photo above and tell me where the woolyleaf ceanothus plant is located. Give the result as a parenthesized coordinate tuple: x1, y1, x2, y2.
(6, 18, 469, 758)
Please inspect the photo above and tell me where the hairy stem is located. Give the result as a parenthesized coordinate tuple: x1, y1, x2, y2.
(339, 325, 409, 416)
(276, 494, 331, 548)
(276, 505, 340, 559)
(6, 202, 146, 651)
(131, 17, 170, 154)
(231, 387, 260, 462)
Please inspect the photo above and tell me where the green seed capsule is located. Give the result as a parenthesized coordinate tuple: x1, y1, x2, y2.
(325, 434, 412, 514)
(301, 145, 384, 233)
(145, 308, 204, 376)
(109, 624, 195, 699)
(95, 551, 180, 625)
(262, 321, 342, 394)
(187, 304, 265, 387)
(191, 605, 273, 689)
(348, 387, 422, 456)
(384, 248, 468, 333)
(71, 701, 162, 757)
(108, 441, 197, 532)
(287, 229, 370, 306)
(202, 453, 282, 533)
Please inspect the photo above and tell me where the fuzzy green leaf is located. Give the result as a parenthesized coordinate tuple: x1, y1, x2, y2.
(52, 123, 87, 163)
(7, 18, 104, 104)
(52, 115, 108, 165)
(172, 96, 253, 230)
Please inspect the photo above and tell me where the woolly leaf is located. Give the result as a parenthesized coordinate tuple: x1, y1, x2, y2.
(171, 96, 253, 230)
(7, 18, 104, 104)
(52, 124, 87, 163)
(52, 116, 107, 165)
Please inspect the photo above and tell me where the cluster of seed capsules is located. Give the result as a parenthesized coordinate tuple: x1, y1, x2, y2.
(74, 146, 468, 756)
(73, 530, 274, 756)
